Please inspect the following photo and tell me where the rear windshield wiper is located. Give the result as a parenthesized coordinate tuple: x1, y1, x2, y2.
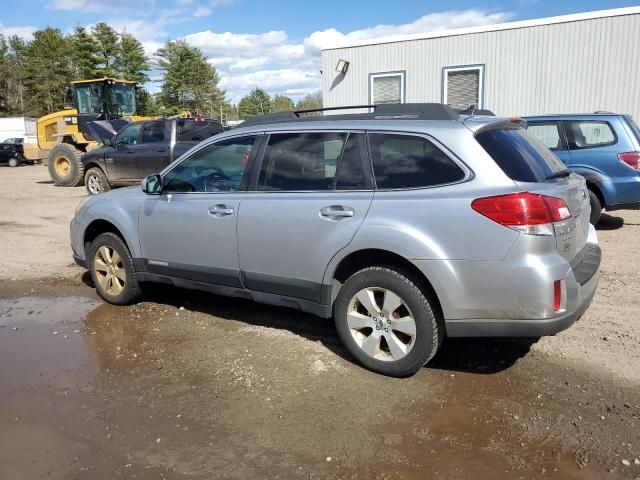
(545, 169, 572, 180)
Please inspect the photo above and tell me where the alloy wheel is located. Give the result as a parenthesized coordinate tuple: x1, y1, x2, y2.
(346, 287, 417, 361)
(94, 245, 126, 296)
(87, 174, 102, 194)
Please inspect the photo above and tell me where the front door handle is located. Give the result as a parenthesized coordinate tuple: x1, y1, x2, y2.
(320, 205, 354, 219)
(157, 148, 168, 152)
(208, 204, 234, 217)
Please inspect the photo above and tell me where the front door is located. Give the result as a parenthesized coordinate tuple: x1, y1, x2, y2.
(237, 131, 374, 303)
(107, 122, 143, 183)
(138, 135, 259, 286)
(135, 121, 172, 180)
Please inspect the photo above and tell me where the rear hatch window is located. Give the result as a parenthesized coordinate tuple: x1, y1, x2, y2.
(625, 115, 640, 142)
(475, 127, 566, 182)
(177, 120, 223, 142)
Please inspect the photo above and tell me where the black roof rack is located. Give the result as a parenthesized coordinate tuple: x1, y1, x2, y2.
(239, 103, 460, 128)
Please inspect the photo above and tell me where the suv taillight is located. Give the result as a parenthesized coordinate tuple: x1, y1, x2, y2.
(471, 192, 572, 236)
(618, 151, 640, 170)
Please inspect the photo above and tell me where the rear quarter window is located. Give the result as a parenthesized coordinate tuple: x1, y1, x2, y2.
(368, 133, 465, 189)
(475, 127, 566, 183)
(177, 120, 223, 142)
(566, 121, 617, 149)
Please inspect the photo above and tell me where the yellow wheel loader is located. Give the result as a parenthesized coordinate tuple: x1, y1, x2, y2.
(22, 78, 156, 187)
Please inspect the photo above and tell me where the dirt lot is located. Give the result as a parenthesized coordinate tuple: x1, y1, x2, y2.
(1, 165, 640, 479)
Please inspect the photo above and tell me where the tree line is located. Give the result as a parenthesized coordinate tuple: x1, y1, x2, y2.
(0, 23, 321, 121)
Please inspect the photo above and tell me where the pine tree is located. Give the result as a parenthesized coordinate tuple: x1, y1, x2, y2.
(271, 94, 294, 112)
(238, 88, 271, 118)
(71, 25, 99, 79)
(156, 39, 225, 116)
(120, 32, 149, 83)
(92, 22, 121, 77)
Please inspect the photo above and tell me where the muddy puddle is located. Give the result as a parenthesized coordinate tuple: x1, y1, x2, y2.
(1, 283, 639, 480)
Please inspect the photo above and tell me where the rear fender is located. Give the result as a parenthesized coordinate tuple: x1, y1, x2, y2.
(570, 166, 614, 205)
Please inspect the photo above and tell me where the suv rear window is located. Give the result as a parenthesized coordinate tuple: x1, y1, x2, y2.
(475, 127, 566, 182)
(368, 133, 465, 189)
(177, 120, 223, 142)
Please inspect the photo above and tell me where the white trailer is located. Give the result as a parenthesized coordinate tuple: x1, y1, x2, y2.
(0, 117, 37, 143)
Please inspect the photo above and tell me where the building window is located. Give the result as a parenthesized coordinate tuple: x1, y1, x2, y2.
(443, 65, 484, 109)
(370, 71, 405, 106)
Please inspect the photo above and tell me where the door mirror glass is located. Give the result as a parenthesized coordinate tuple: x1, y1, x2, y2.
(143, 174, 163, 195)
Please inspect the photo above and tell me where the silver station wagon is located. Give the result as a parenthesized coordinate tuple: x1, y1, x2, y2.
(70, 103, 601, 377)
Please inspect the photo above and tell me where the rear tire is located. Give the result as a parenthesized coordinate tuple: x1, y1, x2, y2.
(85, 167, 111, 195)
(88, 232, 141, 305)
(48, 143, 85, 187)
(588, 189, 602, 225)
(334, 266, 442, 377)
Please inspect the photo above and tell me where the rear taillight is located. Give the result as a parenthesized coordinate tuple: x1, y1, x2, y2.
(618, 151, 640, 170)
(471, 192, 572, 236)
(553, 280, 562, 312)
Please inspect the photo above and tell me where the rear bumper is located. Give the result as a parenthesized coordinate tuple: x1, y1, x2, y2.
(445, 244, 600, 338)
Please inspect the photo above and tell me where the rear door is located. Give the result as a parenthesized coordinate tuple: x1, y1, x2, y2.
(135, 121, 172, 179)
(106, 122, 143, 183)
(476, 126, 590, 262)
(237, 131, 374, 303)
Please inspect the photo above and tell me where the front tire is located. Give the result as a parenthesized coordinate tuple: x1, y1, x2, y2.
(334, 267, 442, 377)
(85, 167, 111, 195)
(588, 189, 602, 225)
(88, 232, 141, 305)
(8, 156, 21, 167)
(48, 144, 85, 187)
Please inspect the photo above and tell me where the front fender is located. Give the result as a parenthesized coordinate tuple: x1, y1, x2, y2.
(75, 189, 142, 259)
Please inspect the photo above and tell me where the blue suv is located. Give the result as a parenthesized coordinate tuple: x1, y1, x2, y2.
(524, 113, 640, 224)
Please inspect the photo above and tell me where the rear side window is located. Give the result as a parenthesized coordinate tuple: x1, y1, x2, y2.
(626, 116, 640, 140)
(566, 121, 616, 149)
(258, 132, 366, 191)
(368, 133, 465, 189)
(476, 127, 566, 182)
(527, 122, 564, 151)
(177, 120, 223, 142)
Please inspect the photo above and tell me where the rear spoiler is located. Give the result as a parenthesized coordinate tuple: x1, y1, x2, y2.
(462, 116, 527, 134)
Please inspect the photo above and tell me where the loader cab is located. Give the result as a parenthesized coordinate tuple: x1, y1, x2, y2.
(72, 78, 138, 140)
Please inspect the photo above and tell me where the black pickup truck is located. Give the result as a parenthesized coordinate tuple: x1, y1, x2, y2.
(81, 118, 223, 195)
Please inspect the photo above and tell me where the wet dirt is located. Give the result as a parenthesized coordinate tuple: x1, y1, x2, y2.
(1, 280, 639, 480)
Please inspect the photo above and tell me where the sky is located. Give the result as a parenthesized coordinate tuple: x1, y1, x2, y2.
(1, 0, 638, 102)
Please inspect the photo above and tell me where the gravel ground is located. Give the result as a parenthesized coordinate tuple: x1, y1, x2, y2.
(1, 164, 639, 479)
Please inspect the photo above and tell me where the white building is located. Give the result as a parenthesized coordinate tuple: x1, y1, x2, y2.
(321, 7, 640, 118)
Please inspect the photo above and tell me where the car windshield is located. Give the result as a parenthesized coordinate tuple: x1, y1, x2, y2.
(476, 126, 567, 183)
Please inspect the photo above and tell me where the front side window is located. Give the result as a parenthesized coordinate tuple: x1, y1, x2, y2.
(115, 123, 142, 145)
(140, 122, 166, 143)
(163, 136, 257, 193)
(368, 133, 465, 189)
(370, 72, 405, 105)
(527, 122, 564, 151)
(567, 121, 616, 149)
(257, 132, 366, 191)
(443, 65, 484, 109)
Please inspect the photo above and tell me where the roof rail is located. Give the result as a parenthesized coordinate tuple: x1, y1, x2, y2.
(455, 106, 496, 116)
(239, 103, 460, 128)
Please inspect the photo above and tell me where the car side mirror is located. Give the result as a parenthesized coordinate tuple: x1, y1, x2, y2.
(142, 174, 163, 195)
(105, 136, 114, 147)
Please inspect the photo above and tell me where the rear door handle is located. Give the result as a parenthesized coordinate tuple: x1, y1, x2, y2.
(320, 205, 354, 219)
(157, 148, 168, 152)
(208, 204, 234, 217)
